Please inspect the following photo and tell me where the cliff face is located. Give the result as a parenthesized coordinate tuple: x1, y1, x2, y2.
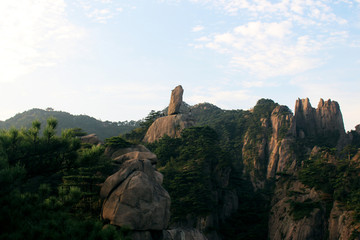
(294, 98, 346, 146)
(269, 179, 327, 240)
(267, 105, 296, 179)
(237, 98, 358, 240)
(101, 93, 358, 240)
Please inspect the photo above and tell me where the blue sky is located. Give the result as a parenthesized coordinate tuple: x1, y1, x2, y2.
(0, 0, 359, 130)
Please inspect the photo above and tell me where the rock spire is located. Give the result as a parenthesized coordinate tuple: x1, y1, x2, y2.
(168, 85, 184, 115)
(143, 85, 194, 143)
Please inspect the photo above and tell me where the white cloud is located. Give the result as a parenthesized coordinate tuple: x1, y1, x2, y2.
(192, 25, 205, 32)
(184, 0, 353, 77)
(0, 0, 84, 82)
(77, 0, 125, 23)
(195, 21, 324, 77)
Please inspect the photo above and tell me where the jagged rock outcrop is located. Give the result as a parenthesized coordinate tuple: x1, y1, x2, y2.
(168, 85, 184, 115)
(294, 98, 346, 146)
(101, 145, 170, 231)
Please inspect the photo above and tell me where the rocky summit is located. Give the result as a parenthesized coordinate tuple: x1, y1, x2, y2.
(143, 85, 194, 143)
(168, 85, 184, 115)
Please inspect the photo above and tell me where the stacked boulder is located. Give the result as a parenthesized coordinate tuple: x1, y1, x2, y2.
(100, 145, 170, 234)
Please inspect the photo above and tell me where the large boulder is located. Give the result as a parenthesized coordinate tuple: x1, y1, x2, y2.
(143, 114, 194, 143)
(168, 85, 184, 115)
(101, 147, 170, 231)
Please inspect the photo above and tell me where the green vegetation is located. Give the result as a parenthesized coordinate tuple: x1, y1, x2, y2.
(298, 148, 360, 221)
(0, 119, 130, 240)
(219, 179, 270, 240)
(123, 110, 163, 143)
(149, 126, 224, 222)
(104, 136, 132, 148)
(287, 199, 321, 221)
(0, 108, 139, 140)
(148, 126, 270, 239)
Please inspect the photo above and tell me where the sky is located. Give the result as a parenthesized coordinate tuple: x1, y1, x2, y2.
(0, 0, 360, 130)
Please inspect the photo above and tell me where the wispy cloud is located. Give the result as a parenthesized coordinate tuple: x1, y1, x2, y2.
(194, 21, 324, 77)
(186, 0, 353, 77)
(192, 25, 204, 32)
(77, 0, 128, 23)
(0, 0, 84, 82)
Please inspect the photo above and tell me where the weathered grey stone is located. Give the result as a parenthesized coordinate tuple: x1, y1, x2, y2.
(168, 85, 184, 115)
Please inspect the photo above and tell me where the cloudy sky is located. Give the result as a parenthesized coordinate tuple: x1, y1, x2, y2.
(0, 0, 359, 130)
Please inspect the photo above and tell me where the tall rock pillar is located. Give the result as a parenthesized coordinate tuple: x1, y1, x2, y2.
(168, 85, 184, 115)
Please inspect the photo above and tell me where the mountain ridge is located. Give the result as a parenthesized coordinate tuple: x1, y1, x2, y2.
(0, 108, 140, 140)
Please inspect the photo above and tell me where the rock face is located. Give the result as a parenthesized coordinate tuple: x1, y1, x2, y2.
(143, 114, 194, 143)
(329, 201, 360, 240)
(294, 98, 346, 145)
(267, 106, 296, 179)
(101, 145, 170, 231)
(168, 85, 184, 115)
(269, 180, 327, 240)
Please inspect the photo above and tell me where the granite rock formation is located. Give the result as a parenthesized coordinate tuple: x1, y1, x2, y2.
(143, 85, 194, 143)
(143, 114, 194, 143)
(168, 85, 184, 115)
(294, 98, 346, 145)
(101, 145, 170, 231)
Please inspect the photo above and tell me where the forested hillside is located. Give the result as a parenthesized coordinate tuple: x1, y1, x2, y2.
(1, 97, 360, 240)
(0, 108, 139, 140)
(0, 118, 131, 240)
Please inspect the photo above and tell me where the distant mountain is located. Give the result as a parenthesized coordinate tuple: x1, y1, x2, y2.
(0, 108, 140, 140)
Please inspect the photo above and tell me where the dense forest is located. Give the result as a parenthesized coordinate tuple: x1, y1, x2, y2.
(1, 99, 360, 240)
(0, 108, 139, 140)
(0, 118, 134, 239)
